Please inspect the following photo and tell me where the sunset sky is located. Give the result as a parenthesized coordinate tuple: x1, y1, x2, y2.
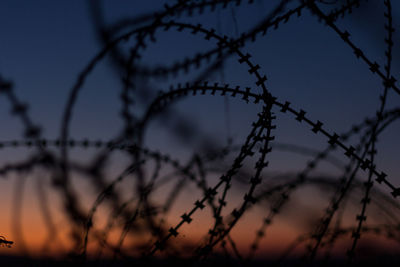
(0, 0, 399, 261)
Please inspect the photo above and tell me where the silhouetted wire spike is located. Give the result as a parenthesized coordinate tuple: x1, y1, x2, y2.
(256, 75, 267, 86)
(253, 95, 261, 104)
(384, 76, 396, 88)
(163, 3, 173, 15)
(25, 126, 41, 138)
(238, 53, 250, 64)
(181, 213, 192, 223)
(296, 110, 306, 122)
(280, 101, 290, 112)
(211, 87, 216, 95)
(340, 30, 350, 40)
(248, 64, 260, 74)
(206, 187, 217, 197)
(281, 193, 289, 199)
(264, 218, 271, 225)
(363, 181, 373, 189)
(360, 196, 370, 205)
(220, 175, 230, 182)
(369, 62, 380, 73)
(217, 35, 229, 48)
(218, 198, 227, 206)
(231, 209, 241, 218)
(208, 229, 218, 237)
(391, 188, 400, 198)
(12, 103, 27, 114)
(154, 241, 165, 251)
(360, 159, 371, 170)
(353, 48, 363, 58)
(246, 148, 254, 156)
(344, 146, 355, 157)
(256, 230, 264, 237)
(244, 194, 256, 204)
(250, 177, 261, 185)
(351, 231, 361, 239)
(271, 207, 279, 214)
(195, 200, 205, 209)
(376, 172, 387, 183)
(169, 227, 178, 237)
(307, 161, 315, 168)
(312, 120, 323, 133)
(368, 147, 377, 156)
(385, 37, 393, 46)
(204, 28, 215, 40)
(328, 133, 339, 146)
(356, 214, 367, 221)
(241, 87, 250, 102)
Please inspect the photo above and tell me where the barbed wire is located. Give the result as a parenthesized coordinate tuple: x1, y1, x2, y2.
(0, 0, 399, 266)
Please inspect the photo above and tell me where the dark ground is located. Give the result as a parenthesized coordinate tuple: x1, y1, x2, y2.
(1, 255, 400, 267)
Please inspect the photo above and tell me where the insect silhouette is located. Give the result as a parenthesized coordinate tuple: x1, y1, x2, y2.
(0, 236, 13, 248)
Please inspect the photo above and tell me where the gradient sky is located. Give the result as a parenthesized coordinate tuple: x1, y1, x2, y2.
(0, 0, 399, 259)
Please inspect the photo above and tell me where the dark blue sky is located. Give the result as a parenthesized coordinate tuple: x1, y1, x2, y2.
(0, 0, 399, 188)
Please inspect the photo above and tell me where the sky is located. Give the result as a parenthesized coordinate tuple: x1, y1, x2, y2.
(0, 0, 399, 261)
